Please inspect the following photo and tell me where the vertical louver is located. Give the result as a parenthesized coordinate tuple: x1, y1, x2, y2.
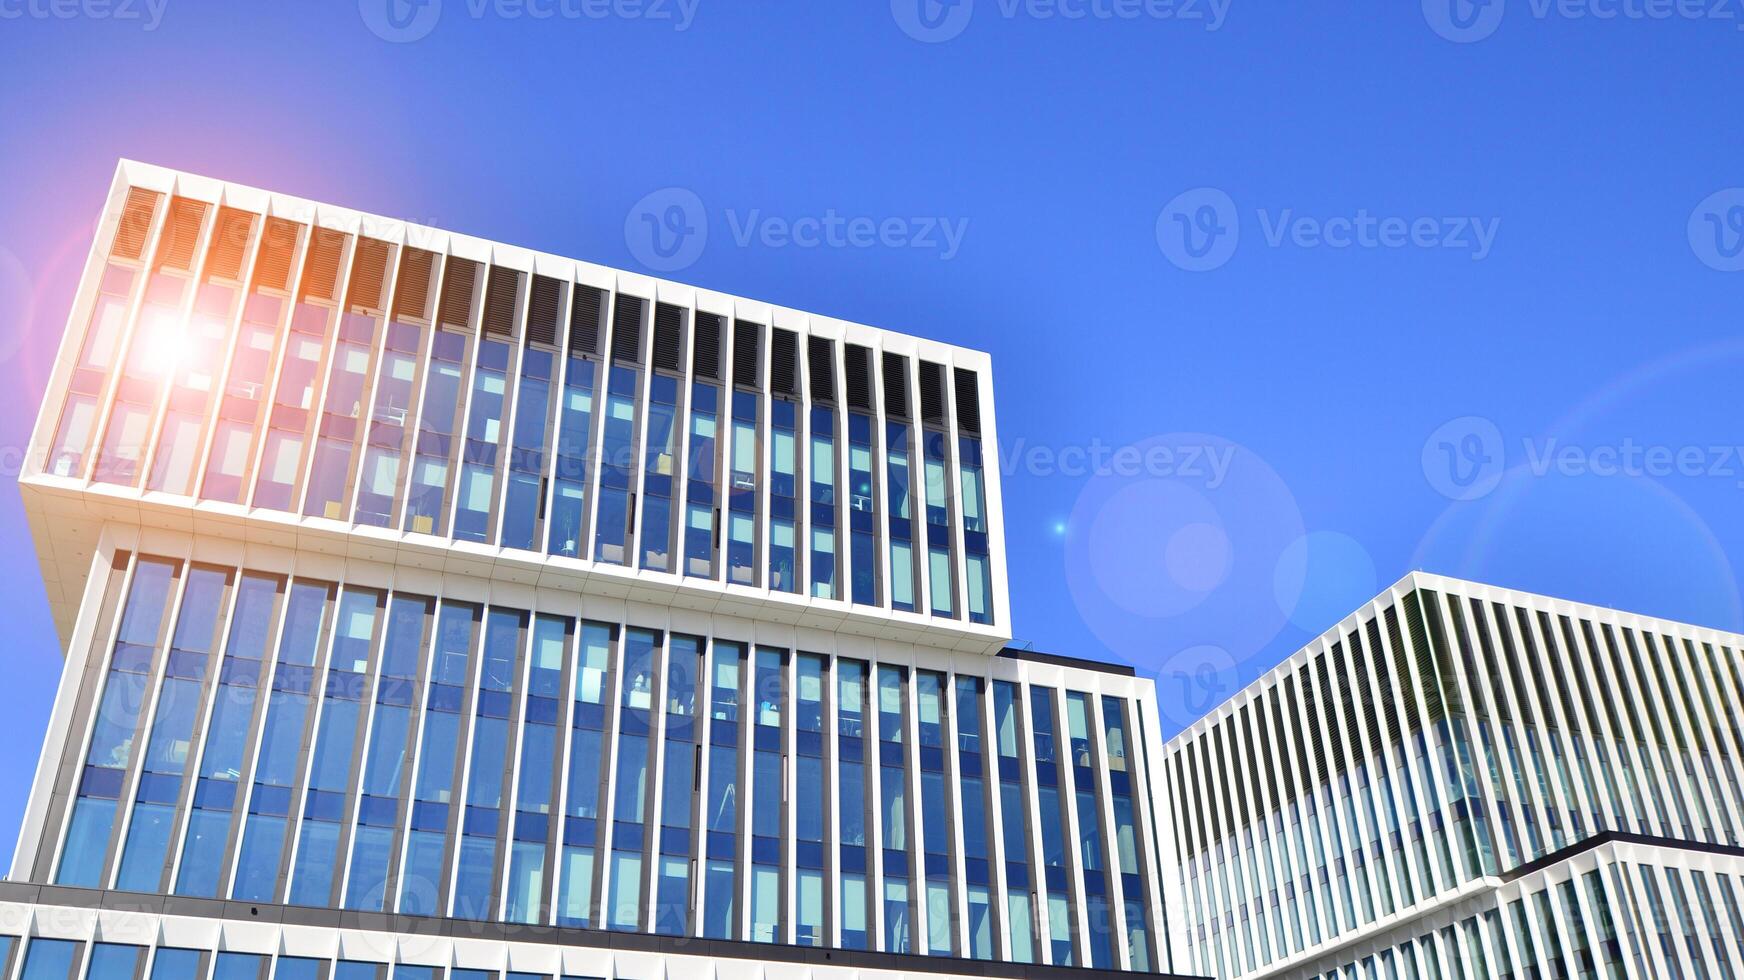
(882, 352, 910, 419)
(808, 337, 836, 403)
(570, 286, 605, 355)
(346, 239, 392, 314)
(299, 228, 348, 303)
(437, 257, 479, 329)
(251, 218, 302, 294)
(692, 313, 723, 380)
(612, 294, 645, 363)
(112, 188, 161, 262)
(482, 266, 522, 338)
(653, 303, 685, 373)
(953, 368, 981, 435)
(845, 344, 874, 411)
(527, 275, 563, 349)
(392, 248, 437, 322)
(733, 320, 761, 388)
(919, 361, 946, 427)
(205, 208, 256, 283)
(771, 329, 799, 396)
(154, 198, 208, 273)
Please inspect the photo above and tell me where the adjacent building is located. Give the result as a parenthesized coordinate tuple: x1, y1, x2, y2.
(8, 162, 1185, 980)
(1159, 572, 1744, 980)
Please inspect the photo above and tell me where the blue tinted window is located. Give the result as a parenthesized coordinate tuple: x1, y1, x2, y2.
(149, 949, 204, 980)
(56, 797, 115, 887)
(231, 813, 287, 902)
(289, 820, 340, 906)
(87, 944, 145, 980)
(399, 831, 446, 915)
(212, 953, 265, 980)
(115, 801, 175, 892)
(18, 941, 76, 980)
(174, 809, 230, 897)
(271, 958, 325, 980)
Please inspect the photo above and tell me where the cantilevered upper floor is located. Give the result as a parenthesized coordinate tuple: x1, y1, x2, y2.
(22, 161, 1010, 655)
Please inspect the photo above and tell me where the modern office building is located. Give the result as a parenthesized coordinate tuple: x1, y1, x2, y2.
(8, 162, 1188, 980)
(1159, 572, 1744, 980)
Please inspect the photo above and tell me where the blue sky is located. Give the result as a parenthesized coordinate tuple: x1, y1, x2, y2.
(0, 0, 1741, 851)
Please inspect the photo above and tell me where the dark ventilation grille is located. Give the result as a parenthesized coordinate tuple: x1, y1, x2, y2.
(612, 294, 645, 362)
(527, 275, 563, 348)
(771, 329, 799, 396)
(205, 208, 255, 283)
(808, 337, 835, 402)
(845, 344, 874, 411)
(653, 303, 685, 373)
(882, 352, 910, 419)
(438, 257, 479, 329)
(692, 313, 723, 380)
(112, 188, 161, 261)
(919, 361, 946, 427)
(953, 368, 982, 435)
(299, 228, 347, 303)
(155, 198, 207, 273)
(1384, 605, 1421, 732)
(733, 320, 762, 388)
(569, 286, 605, 355)
(392, 248, 436, 321)
(482, 266, 522, 338)
(252, 218, 302, 293)
(346, 238, 391, 313)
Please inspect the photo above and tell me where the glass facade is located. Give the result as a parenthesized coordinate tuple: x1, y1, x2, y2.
(27, 169, 1744, 980)
(36, 550, 1153, 969)
(38, 182, 1000, 631)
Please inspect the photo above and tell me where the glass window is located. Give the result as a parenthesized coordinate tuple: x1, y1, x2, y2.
(703, 858, 735, 940)
(212, 954, 266, 980)
(20, 940, 78, 980)
(272, 959, 327, 980)
(547, 356, 596, 559)
(88, 945, 146, 980)
(147, 411, 203, 495)
(608, 850, 643, 931)
(149, 950, 205, 980)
